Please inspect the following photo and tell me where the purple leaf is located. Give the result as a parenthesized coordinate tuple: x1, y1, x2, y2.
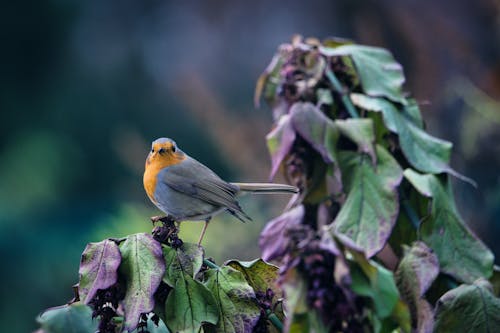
(395, 242, 439, 332)
(119, 233, 165, 332)
(397, 242, 439, 297)
(290, 102, 338, 164)
(259, 205, 304, 261)
(78, 239, 121, 304)
(266, 114, 296, 180)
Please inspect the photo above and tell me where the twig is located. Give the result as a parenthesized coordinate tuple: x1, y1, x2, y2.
(266, 310, 284, 331)
(203, 259, 220, 270)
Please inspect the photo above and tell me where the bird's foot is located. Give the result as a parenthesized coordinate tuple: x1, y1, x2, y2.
(152, 216, 182, 248)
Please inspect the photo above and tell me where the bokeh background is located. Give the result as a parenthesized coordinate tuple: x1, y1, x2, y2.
(1, 1, 499, 331)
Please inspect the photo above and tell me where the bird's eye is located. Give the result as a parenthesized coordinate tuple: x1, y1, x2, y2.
(172, 145, 176, 152)
(151, 148, 154, 153)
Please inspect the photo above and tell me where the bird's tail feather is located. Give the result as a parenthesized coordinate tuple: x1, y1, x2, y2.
(231, 182, 298, 194)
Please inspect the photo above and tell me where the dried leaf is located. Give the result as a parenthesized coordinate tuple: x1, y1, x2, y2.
(266, 114, 296, 180)
(396, 242, 439, 332)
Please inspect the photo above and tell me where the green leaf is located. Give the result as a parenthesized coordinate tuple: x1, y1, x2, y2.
(391, 299, 412, 333)
(395, 242, 439, 332)
(348, 252, 411, 331)
(280, 268, 310, 332)
(204, 266, 261, 333)
(404, 170, 494, 283)
(226, 259, 281, 296)
(351, 94, 459, 178)
(349, 255, 400, 318)
(288, 311, 329, 333)
(163, 243, 203, 287)
(404, 99, 424, 128)
(78, 239, 121, 304)
(434, 279, 500, 333)
(322, 45, 406, 104)
(334, 118, 376, 162)
(37, 303, 97, 333)
(119, 233, 165, 332)
(226, 259, 285, 332)
(332, 145, 403, 257)
(165, 272, 219, 333)
(403, 169, 434, 197)
(288, 313, 310, 333)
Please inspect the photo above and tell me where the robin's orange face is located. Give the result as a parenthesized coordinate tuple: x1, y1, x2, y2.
(145, 140, 185, 169)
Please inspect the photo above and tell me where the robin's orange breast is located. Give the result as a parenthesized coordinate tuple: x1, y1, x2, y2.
(143, 151, 186, 204)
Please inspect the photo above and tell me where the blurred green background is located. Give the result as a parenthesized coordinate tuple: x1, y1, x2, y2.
(1, 1, 499, 331)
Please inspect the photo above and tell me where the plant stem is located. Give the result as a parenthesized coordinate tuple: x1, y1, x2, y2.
(399, 188, 420, 229)
(402, 199, 420, 229)
(325, 67, 360, 118)
(203, 258, 220, 269)
(266, 310, 284, 331)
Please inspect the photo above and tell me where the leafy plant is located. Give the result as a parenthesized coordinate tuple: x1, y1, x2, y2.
(36, 222, 283, 333)
(35, 36, 500, 333)
(255, 35, 499, 332)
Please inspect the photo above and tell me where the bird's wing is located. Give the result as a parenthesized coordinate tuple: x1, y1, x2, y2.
(158, 157, 250, 220)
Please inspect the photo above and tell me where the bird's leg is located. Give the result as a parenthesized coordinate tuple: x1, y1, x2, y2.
(197, 218, 211, 246)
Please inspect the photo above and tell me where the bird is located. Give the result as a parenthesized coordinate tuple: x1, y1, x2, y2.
(143, 137, 298, 245)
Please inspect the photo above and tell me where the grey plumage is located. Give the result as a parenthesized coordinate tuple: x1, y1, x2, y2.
(152, 154, 298, 223)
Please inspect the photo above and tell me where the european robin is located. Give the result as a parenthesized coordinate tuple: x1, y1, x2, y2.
(143, 138, 298, 244)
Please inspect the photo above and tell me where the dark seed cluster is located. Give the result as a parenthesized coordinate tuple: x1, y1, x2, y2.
(135, 313, 159, 333)
(284, 136, 322, 193)
(297, 244, 365, 333)
(152, 218, 183, 249)
(253, 288, 275, 333)
(88, 283, 125, 333)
